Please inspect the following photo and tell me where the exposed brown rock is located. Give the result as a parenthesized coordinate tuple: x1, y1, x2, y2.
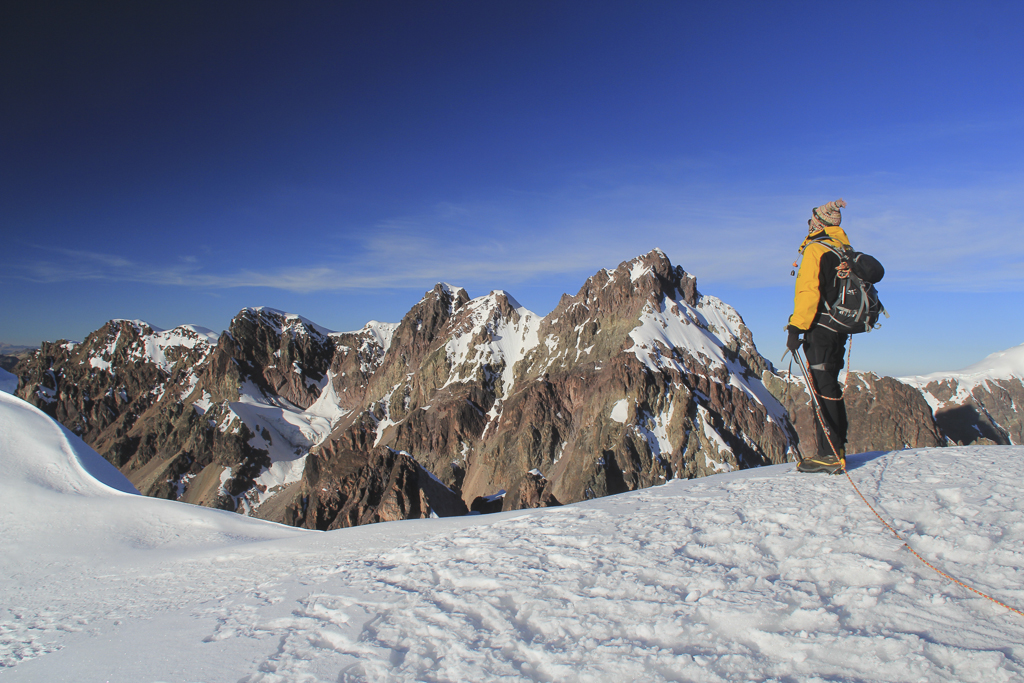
(365, 250, 795, 512)
(516, 470, 561, 509)
(222, 308, 335, 410)
(924, 377, 1024, 446)
(282, 438, 467, 530)
(844, 373, 945, 451)
(765, 368, 946, 455)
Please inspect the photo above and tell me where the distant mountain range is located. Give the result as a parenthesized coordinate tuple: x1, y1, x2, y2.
(0, 344, 35, 373)
(8, 250, 1023, 529)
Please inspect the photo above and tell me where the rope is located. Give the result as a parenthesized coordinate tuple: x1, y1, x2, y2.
(843, 467, 1024, 618)
(795, 348, 1024, 618)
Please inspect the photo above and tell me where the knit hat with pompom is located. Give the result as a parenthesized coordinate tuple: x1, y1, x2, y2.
(808, 198, 846, 232)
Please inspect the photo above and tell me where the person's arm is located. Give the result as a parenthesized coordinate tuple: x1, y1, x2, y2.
(788, 244, 823, 331)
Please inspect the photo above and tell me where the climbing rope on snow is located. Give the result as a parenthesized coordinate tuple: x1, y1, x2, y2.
(793, 347, 1024, 618)
(842, 467, 1024, 618)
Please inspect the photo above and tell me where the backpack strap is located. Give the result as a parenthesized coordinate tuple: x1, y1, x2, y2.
(810, 238, 853, 285)
(808, 234, 849, 259)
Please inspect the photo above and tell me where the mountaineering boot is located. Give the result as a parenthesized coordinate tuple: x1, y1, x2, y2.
(797, 452, 846, 474)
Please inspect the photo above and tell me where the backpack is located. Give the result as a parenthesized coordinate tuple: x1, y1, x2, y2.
(817, 243, 888, 334)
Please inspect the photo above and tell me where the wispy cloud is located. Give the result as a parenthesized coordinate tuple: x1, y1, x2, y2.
(852, 180, 1024, 292)
(9, 169, 1024, 296)
(16, 247, 202, 286)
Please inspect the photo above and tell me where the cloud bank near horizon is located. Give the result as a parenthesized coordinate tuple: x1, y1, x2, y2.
(12, 170, 1024, 297)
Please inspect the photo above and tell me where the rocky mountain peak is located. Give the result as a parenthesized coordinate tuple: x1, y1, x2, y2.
(222, 307, 335, 410)
(82, 319, 156, 369)
(386, 284, 472, 358)
(479, 290, 527, 323)
(546, 250, 692, 333)
(235, 307, 334, 338)
(519, 250, 738, 387)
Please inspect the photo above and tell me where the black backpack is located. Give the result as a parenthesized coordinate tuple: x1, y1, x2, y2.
(817, 243, 888, 334)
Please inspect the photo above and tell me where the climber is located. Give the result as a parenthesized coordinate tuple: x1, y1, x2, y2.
(786, 199, 851, 474)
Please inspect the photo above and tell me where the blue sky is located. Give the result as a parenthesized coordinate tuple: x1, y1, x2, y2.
(2, 1, 1022, 377)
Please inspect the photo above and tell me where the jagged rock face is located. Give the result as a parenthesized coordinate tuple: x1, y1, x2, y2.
(515, 470, 561, 509)
(367, 250, 797, 512)
(764, 368, 946, 455)
(283, 438, 467, 531)
(358, 285, 531, 489)
(327, 321, 399, 412)
(919, 378, 1024, 446)
(223, 308, 335, 410)
(362, 284, 477, 412)
(844, 373, 946, 451)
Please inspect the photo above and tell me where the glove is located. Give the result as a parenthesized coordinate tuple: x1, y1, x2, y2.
(786, 327, 803, 352)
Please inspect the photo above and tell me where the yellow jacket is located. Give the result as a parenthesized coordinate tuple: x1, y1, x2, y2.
(788, 225, 852, 331)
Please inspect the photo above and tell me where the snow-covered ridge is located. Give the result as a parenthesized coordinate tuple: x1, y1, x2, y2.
(83, 320, 219, 374)
(898, 342, 1024, 410)
(338, 320, 400, 356)
(0, 368, 16, 394)
(900, 342, 1024, 387)
(629, 288, 784, 421)
(245, 306, 336, 337)
(134, 324, 220, 372)
(0, 391, 140, 497)
(437, 282, 467, 298)
(334, 321, 400, 377)
(433, 282, 469, 318)
(442, 290, 541, 396)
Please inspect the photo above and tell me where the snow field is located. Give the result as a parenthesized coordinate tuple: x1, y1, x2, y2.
(1, 385, 1023, 682)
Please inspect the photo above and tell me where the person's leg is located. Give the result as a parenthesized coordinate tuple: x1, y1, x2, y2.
(826, 333, 849, 450)
(803, 329, 846, 457)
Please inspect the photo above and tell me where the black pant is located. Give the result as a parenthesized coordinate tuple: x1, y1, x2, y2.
(802, 327, 848, 457)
